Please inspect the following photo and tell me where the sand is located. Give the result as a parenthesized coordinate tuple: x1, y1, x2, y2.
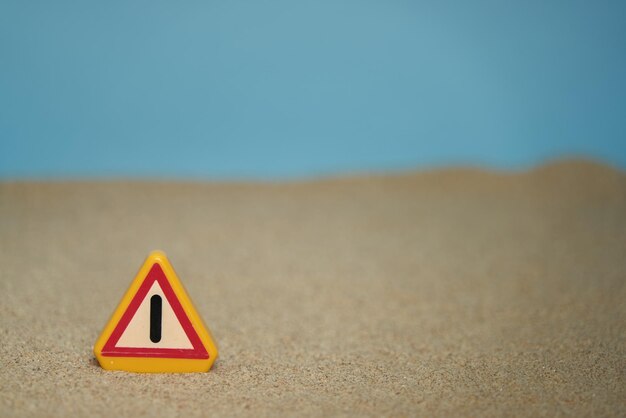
(0, 161, 625, 417)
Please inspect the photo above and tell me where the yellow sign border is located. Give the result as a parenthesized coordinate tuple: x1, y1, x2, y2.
(94, 251, 218, 373)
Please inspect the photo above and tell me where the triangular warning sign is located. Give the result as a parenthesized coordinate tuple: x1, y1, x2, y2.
(94, 251, 218, 373)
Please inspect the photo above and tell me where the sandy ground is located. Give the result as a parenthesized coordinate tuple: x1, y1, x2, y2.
(0, 161, 625, 417)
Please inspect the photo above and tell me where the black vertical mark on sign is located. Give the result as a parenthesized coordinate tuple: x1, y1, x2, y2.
(150, 295, 162, 343)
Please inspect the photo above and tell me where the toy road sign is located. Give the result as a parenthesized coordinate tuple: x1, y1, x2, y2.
(94, 251, 218, 372)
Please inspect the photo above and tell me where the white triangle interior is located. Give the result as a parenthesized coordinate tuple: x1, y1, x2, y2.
(115, 281, 193, 349)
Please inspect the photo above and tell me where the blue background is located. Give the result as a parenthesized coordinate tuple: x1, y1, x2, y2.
(1, 0, 625, 179)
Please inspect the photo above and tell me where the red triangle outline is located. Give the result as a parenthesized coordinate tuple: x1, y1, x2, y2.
(101, 263, 209, 359)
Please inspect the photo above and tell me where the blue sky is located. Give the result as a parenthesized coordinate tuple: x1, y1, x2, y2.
(1, 0, 625, 179)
